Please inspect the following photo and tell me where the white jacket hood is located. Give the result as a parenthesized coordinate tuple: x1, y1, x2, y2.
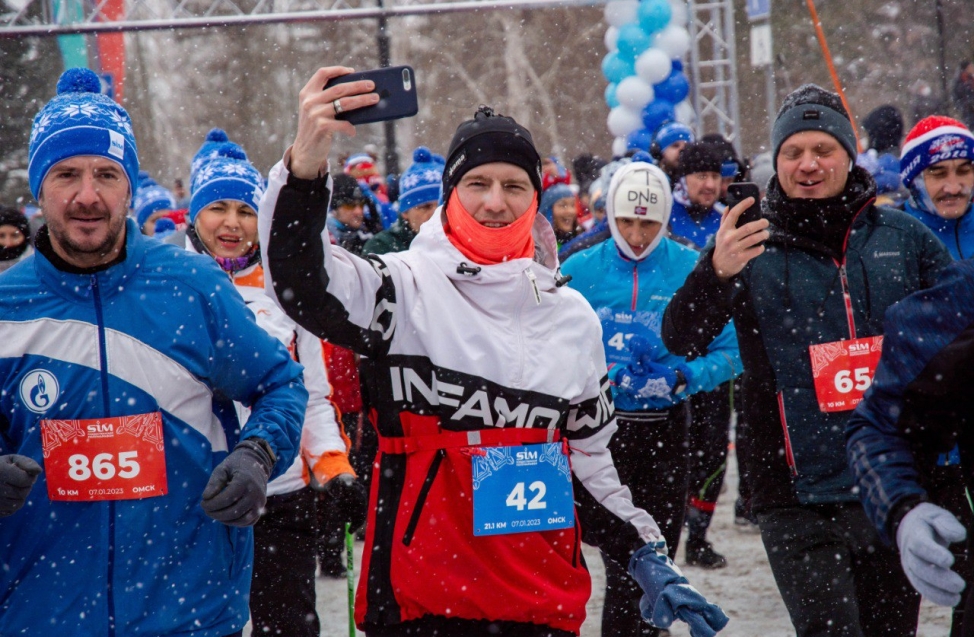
(606, 162, 673, 261)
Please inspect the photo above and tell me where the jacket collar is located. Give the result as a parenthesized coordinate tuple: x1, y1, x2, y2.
(34, 218, 147, 302)
(409, 206, 562, 290)
(763, 165, 876, 257)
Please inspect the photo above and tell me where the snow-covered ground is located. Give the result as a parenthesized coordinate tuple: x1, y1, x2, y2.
(247, 454, 953, 637)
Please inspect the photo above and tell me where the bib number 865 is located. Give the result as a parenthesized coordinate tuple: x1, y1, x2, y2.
(834, 368, 871, 394)
(506, 481, 547, 511)
(68, 451, 141, 481)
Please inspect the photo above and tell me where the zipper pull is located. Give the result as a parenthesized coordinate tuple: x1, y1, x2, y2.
(525, 269, 541, 305)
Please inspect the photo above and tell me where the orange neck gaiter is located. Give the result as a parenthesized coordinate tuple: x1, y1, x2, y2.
(443, 189, 537, 265)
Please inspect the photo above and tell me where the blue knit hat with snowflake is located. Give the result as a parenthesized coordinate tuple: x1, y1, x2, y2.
(189, 144, 264, 223)
(28, 67, 139, 200)
(133, 176, 177, 229)
(397, 147, 444, 214)
(189, 128, 250, 184)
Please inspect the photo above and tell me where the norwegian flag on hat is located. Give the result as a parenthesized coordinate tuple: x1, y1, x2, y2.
(900, 116, 974, 188)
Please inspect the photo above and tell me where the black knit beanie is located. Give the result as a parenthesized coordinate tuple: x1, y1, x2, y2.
(862, 105, 904, 154)
(442, 106, 543, 200)
(0, 206, 30, 262)
(330, 174, 367, 209)
(0, 206, 29, 241)
(771, 84, 857, 170)
(677, 142, 724, 178)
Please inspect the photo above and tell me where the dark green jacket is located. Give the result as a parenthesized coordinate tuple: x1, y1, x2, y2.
(363, 219, 417, 255)
(663, 169, 952, 511)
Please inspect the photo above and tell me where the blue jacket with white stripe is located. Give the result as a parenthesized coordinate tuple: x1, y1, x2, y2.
(0, 219, 306, 637)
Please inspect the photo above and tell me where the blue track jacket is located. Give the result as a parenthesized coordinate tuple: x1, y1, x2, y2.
(563, 237, 741, 412)
(0, 220, 306, 637)
(902, 200, 974, 260)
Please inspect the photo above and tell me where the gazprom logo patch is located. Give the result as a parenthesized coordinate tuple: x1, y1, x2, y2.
(107, 130, 125, 160)
(20, 369, 60, 414)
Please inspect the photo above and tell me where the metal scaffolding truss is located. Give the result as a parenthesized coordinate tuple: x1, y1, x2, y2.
(0, 0, 603, 36)
(686, 0, 740, 153)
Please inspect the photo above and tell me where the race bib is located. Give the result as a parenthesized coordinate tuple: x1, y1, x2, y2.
(808, 335, 883, 412)
(598, 308, 663, 368)
(41, 413, 168, 502)
(471, 442, 574, 536)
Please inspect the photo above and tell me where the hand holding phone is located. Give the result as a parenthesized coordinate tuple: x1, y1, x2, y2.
(324, 66, 419, 125)
(711, 181, 770, 282)
(726, 182, 762, 228)
(290, 67, 380, 180)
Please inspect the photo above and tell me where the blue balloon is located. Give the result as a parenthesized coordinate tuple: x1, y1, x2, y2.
(617, 23, 652, 60)
(672, 59, 684, 72)
(605, 83, 620, 109)
(626, 127, 655, 152)
(602, 51, 636, 84)
(641, 99, 676, 132)
(638, 0, 672, 34)
(654, 70, 690, 104)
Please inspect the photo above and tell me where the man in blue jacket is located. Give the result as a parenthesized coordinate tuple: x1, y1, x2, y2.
(900, 115, 974, 260)
(847, 260, 974, 630)
(563, 159, 740, 637)
(0, 68, 306, 637)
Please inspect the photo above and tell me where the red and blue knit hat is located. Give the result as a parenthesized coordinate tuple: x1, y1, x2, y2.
(900, 116, 974, 188)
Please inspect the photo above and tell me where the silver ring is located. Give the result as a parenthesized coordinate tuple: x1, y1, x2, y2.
(333, 99, 343, 115)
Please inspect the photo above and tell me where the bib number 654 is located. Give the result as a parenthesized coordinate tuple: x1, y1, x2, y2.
(68, 451, 141, 481)
(834, 367, 871, 394)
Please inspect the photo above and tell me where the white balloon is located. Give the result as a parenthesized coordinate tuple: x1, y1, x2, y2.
(612, 136, 629, 157)
(616, 76, 655, 111)
(604, 26, 620, 52)
(604, 0, 638, 28)
(607, 106, 644, 138)
(675, 99, 696, 126)
(635, 48, 672, 86)
(652, 25, 691, 59)
(667, 0, 689, 26)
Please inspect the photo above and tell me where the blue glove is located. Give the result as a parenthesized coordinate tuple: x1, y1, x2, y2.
(897, 503, 967, 607)
(628, 334, 663, 364)
(629, 541, 729, 637)
(616, 362, 679, 399)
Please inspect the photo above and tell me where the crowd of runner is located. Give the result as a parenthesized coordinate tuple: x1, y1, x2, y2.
(2, 61, 974, 637)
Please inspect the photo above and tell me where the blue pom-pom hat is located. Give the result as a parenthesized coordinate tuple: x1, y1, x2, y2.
(397, 146, 444, 214)
(28, 67, 139, 200)
(189, 139, 264, 224)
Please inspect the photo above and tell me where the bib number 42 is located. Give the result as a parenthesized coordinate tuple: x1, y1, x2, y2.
(834, 367, 871, 394)
(506, 481, 547, 511)
(68, 451, 141, 481)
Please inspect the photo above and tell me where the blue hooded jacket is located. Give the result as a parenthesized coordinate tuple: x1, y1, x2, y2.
(562, 163, 741, 412)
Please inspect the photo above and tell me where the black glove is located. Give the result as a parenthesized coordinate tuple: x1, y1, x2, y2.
(201, 439, 275, 527)
(322, 473, 368, 534)
(0, 454, 42, 517)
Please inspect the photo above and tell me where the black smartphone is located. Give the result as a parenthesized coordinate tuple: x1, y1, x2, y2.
(324, 66, 418, 125)
(726, 182, 762, 228)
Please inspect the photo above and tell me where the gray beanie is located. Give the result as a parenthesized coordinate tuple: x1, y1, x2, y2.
(771, 84, 857, 170)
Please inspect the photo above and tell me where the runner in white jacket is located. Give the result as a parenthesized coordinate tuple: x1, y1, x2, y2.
(185, 138, 366, 637)
(258, 66, 728, 637)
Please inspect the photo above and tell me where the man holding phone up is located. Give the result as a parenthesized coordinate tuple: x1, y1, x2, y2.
(662, 84, 952, 637)
(258, 67, 728, 637)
